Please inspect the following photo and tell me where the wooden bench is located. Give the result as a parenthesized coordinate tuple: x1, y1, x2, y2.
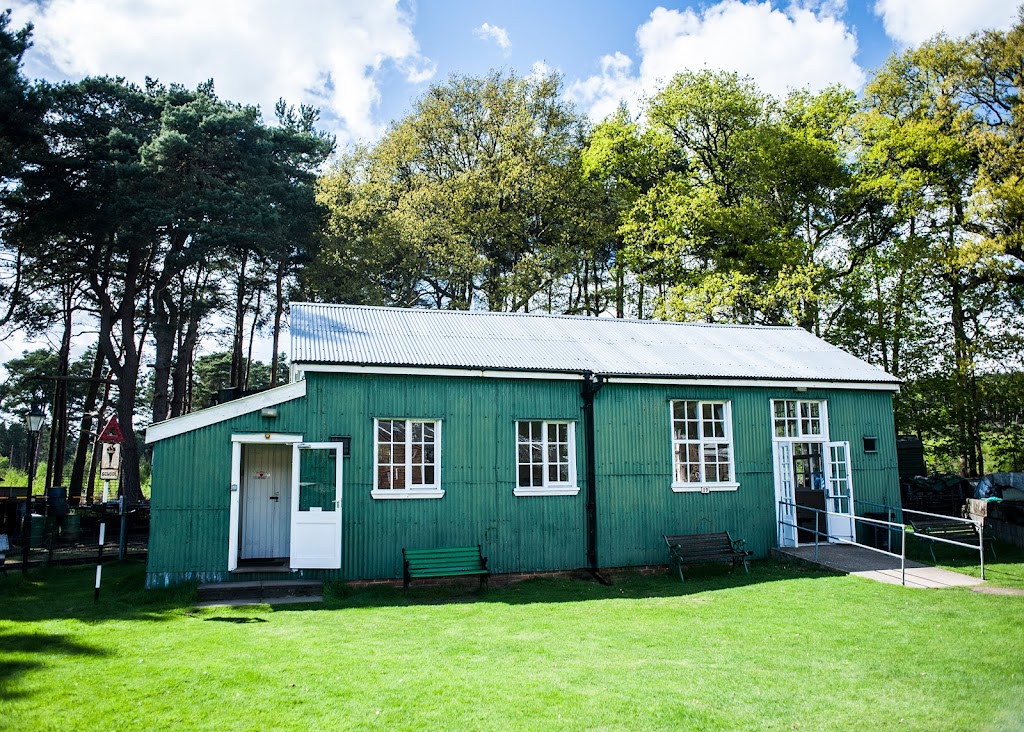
(403, 545, 489, 591)
(908, 517, 996, 563)
(663, 531, 752, 583)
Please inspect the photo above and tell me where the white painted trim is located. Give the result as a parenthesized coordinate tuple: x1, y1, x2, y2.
(610, 376, 899, 392)
(231, 433, 304, 444)
(228, 434, 303, 571)
(671, 482, 740, 493)
(371, 489, 446, 500)
(297, 363, 585, 381)
(513, 486, 581, 497)
(373, 418, 442, 493)
(146, 381, 307, 443)
(228, 442, 242, 572)
(513, 420, 578, 493)
(295, 364, 899, 391)
(290, 442, 343, 569)
(669, 400, 737, 488)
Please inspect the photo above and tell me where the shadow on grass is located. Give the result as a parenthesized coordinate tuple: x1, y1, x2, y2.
(0, 630, 109, 700)
(203, 616, 268, 623)
(265, 559, 842, 614)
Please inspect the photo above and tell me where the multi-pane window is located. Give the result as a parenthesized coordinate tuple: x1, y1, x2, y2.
(375, 419, 440, 492)
(773, 400, 823, 438)
(516, 421, 575, 491)
(671, 401, 734, 486)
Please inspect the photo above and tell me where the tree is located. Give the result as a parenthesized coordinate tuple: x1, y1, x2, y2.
(11, 77, 332, 501)
(306, 71, 589, 311)
(0, 10, 46, 330)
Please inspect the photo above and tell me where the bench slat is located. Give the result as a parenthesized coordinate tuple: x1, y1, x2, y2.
(403, 545, 489, 591)
(663, 531, 752, 582)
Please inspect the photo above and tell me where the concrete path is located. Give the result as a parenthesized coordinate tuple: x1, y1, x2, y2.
(775, 544, 985, 589)
(194, 595, 324, 609)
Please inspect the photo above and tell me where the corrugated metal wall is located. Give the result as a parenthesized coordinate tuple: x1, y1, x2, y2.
(148, 372, 899, 586)
(147, 398, 308, 583)
(594, 384, 899, 567)
(307, 373, 586, 579)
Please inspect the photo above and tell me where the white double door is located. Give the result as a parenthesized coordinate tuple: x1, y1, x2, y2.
(774, 440, 854, 547)
(231, 438, 343, 571)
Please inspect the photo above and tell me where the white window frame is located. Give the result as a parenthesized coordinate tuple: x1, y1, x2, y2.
(513, 420, 580, 497)
(771, 399, 830, 442)
(371, 418, 444, 500)
(670, 400, 739, 493)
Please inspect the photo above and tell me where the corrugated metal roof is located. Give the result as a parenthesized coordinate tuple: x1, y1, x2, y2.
(289, 303, 899, 385)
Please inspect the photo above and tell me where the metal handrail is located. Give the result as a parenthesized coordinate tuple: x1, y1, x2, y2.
(779, 499, 987, 581)
(778, 499, 909, 584)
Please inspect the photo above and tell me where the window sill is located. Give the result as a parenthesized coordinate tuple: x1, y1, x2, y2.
(671, 482, 739, 493)
(371, 489, 445, 500)
(513, 486, 581, 497)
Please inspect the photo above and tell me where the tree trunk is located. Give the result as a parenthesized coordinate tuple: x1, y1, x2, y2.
(151, 288, 177, 424)
(270, 257, 286, 387)
(69, 345, 105, 502)
(230, 252, 249, 390)
(45, 287, 74, 491)
(93, 245, 145, 505)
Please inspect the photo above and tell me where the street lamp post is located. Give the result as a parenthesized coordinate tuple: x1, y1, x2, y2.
(22, 401, 46, 575)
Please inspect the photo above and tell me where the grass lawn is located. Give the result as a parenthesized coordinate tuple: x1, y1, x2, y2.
(2, 561, 1023, 732)
(906, 536, 1024, 590)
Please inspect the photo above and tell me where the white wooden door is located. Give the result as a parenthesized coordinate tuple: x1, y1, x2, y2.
(290, 443, 343, 569)
(240, 444, 292, 560)
(774, 442, 797, 547)
(825, 441, 855, 543)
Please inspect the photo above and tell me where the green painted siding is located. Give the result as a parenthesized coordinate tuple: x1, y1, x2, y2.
(147, 372, 900, 587)
(592, 384, 899, 568)
(147, 397, 310, 587)
(305, 373, 586, 580)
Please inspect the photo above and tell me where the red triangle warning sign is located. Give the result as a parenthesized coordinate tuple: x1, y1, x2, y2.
(97, 416, 125, 444)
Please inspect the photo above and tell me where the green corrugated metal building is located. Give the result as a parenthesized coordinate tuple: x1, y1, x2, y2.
(145, 305, 901, 588)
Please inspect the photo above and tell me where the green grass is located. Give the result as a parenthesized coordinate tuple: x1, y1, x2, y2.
(2, 562, 1022, 732)
(907, 536, 1024, 589)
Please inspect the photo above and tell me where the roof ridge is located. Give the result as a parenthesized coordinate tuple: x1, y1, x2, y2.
(289, 302, 801, 331)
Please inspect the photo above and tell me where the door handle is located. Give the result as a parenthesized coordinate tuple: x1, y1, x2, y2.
(269, 495, 279, 501)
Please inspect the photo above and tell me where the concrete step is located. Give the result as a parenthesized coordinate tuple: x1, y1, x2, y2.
(196, 579, 323, 605)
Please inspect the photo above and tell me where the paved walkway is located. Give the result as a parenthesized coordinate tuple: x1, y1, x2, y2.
(775, 544, 985, 589)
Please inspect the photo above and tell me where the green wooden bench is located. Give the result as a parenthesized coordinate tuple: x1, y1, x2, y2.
(908, 517, 996, 563)
(663, 531, 752, 583)
(402, 545, 489, 591)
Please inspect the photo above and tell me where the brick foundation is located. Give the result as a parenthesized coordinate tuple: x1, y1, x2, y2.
(344, 564, 672, 590)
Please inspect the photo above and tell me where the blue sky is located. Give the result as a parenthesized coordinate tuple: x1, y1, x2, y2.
(0, 0, 1020, 366)
(8, 0, 1021, 146)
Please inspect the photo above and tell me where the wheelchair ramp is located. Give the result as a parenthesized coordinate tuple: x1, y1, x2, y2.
(774, 544, 985, 589)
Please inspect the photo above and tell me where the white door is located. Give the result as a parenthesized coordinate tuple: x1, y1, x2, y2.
(290, 442, 343, 569)
(774, 442, 797, 547)
(825, 441, 855, 543)
(240, 444, 292, 560)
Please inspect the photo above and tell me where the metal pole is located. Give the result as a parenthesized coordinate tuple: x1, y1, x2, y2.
(978, 522, 985, 580)
(901, 526, 906, 587)
(118, 494, 127, 561)
(21, 431, 36, 575)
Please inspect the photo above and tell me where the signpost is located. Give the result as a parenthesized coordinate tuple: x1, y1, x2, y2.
(95, 416, 124, 601)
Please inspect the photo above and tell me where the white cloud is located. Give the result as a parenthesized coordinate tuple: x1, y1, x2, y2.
(874, 0, 1019, 47)
(473, 22, 512, 54)
(528, 60, 555, 83)
(7, 0, 436, 145)
(568, 1, 864, 121)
